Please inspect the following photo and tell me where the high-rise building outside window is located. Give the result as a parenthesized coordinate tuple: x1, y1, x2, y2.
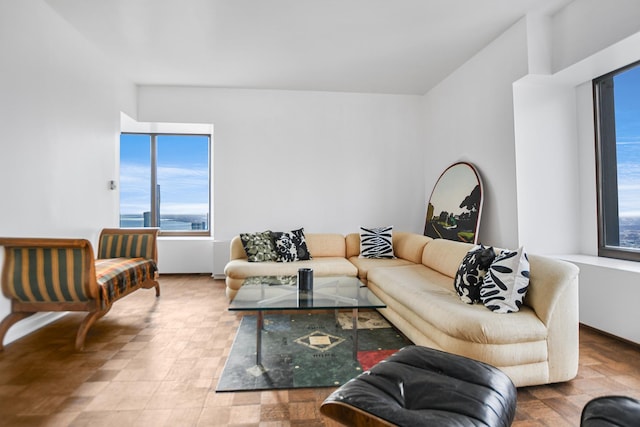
(119, 133, 211, 236)
(594, 61, 640, 261)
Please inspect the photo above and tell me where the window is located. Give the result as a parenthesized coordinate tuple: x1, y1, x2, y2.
(594, 61, 640, 261)
(119, 133, 211, 236)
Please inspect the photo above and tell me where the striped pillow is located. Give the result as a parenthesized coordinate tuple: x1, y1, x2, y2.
(359, 226, 395, 259)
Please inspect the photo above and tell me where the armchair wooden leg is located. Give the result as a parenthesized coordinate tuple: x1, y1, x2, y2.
(0, 312, 35, 351)
(141, 279, 160, 297)
(75, 308, 110, 351)
(153, 281, 160, 297)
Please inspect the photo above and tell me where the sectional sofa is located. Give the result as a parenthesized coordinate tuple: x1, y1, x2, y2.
(224, 231, 579, 387)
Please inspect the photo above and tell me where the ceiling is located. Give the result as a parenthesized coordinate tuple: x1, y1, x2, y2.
(45, 0, 574, 95)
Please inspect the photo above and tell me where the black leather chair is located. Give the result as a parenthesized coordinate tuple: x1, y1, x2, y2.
(580, 395, 640, 426)
(321, 345, 517, 426)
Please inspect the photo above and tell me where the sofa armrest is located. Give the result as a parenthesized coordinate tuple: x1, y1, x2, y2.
(229, 236, 248, 261)
(526, 255, 579, 326)
(526, 254, 580, 382)
(0, 237, 99, 302)
(97, 228, 159, 262)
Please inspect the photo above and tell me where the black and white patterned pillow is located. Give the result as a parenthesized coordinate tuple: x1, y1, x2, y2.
(359, 226, 394, 259)
(270, 228, 311, 262)
(454, 245, 496, 304)
(239, 231, 278, 262)
(480, 247, 530, 313)
(271, 231, 298, 262)
(291, 228, 311, 260)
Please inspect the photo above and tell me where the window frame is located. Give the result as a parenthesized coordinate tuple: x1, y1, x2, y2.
(594, 59, 640, 262)
(119, 132, 212, 237)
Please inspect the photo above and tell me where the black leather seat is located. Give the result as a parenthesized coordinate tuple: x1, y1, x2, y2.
(321, 345, 517, 426)
(581, 395, 640, 426)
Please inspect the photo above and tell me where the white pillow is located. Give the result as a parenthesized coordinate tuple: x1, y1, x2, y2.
(359, 226, 395, 259)
(480, 247, 530, 313)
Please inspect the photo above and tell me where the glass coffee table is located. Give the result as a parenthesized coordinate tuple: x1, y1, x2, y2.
(228, 275, 386, 366)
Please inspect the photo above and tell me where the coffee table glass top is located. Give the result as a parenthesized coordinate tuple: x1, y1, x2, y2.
(229, 275, 385, 311)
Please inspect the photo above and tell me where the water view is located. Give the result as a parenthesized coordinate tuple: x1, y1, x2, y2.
(120, 214, 208, 231)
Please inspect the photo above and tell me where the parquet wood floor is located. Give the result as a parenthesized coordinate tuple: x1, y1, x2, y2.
(0, 274, 638, 426)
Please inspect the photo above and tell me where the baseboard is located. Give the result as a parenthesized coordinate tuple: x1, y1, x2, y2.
(3, 312, 67, 346)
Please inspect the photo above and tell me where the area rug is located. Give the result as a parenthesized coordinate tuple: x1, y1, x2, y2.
(216, 311, 411, 392)
(336, 310, 392, 329)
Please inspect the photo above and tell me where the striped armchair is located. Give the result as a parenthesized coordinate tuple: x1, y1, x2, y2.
(0, 228, 160, 350)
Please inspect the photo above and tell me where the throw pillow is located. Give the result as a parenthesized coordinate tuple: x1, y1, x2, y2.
(359, 226, 395, 259)
(270, 228, 312, 262)
(271, 231, 298, 262)
(454, 245, 496, 304)
(291, 227, 311, 260)
(480, 247, 530, 313)
(239, 231, 278, 262)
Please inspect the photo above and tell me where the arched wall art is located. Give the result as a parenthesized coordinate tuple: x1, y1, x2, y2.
(423, 162, 483, 244)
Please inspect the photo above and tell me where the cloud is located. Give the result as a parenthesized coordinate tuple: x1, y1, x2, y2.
(120, 162, 209, 215)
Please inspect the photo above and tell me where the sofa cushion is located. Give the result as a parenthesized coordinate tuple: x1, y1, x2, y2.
(481, 247, 530, 313)
(224, 257, 358, 280)
(359, 226, 395, 258)
(96, 258, 158, 306)
(454, 245, 496, 304)
(240, 231, 278, 262)
(348, 256, 416, 281)
(271, 228, 311, 262)
(367, 264, 546, 345)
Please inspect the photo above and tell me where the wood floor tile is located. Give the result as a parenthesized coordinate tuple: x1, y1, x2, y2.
(0, 275, 638, 426)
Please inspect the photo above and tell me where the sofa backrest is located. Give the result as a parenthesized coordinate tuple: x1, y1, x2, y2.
(393, 232, 433, 263)
(421, 238, 474, 278)
(98, 228, 159, 262)
(345, 231, 432, 262)
(345, 233, 360, 258)
(305, 233, 347, 257)
(229, 233, 347, 260)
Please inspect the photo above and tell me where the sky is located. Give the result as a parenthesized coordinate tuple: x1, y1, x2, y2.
(120, 134, 209, 216)
(614, 65, 640, 217)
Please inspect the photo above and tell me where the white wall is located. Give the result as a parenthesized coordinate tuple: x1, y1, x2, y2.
(137, 87, 426, 245)
(551, 0, 640, 73)
(421, 19, 530, 248)
(0, 1, 135, 343)
(513, 76, 580, 254)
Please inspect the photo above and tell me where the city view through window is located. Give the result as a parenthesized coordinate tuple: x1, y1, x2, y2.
(613, 65, 640, 249)
(119, 133, 210, 233)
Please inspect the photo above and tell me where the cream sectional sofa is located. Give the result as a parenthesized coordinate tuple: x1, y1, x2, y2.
(224, 231, 579, 387)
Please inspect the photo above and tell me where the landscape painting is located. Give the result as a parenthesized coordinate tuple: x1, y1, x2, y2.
(424, 162, 483, 244)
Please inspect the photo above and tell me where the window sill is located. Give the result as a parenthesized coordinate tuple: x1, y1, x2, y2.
(158, 236, 214, 241)
(555, 254, 640, 273)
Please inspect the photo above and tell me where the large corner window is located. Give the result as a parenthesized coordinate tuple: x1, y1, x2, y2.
(594, 61, 640, 261)
(119, 133, 211, 236)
